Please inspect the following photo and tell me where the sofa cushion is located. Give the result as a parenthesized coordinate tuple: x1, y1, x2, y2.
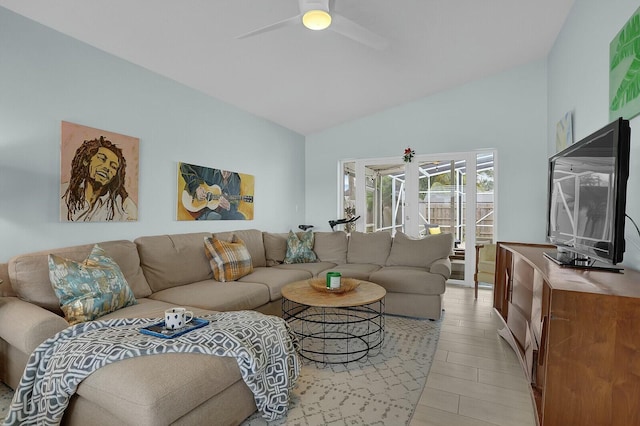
(347, 232, 392, 266)
(386, 232, 454, 268)
(9, 240, 151, 314)
(135, 233, 213, 292)
(98, 298, 212, 320)
(213, 229, 266, 268)
(369, 266, 447, 295)
(204, 236, 253, 282)
(238, 267, 312, 300)
(75, 352, 248, 426)
(273, 261, 337, 278)
(149, 280, 270, 312)
(284, 231, 317, 264)
(264, 231, 330, 266)
(48, 245, 137, 325)
(263, 232, 288, 266)
(318, 263, 381, 280)
(313, 231, 348, 264)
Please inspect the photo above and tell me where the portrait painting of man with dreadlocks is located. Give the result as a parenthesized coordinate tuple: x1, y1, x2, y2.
(60, 121, 139, 222)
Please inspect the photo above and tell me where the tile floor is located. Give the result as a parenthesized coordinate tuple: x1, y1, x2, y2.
(410, 284, 537, 426)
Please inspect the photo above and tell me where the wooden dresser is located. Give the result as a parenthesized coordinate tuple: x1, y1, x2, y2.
(493, 242, 640, 426)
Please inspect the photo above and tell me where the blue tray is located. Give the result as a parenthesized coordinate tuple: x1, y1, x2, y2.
(139, 317, 209, 339)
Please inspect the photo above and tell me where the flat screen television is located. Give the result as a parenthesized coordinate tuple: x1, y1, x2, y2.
(545, 117, 631, 271)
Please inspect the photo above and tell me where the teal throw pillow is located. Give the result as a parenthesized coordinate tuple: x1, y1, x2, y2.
(284, 230, 317, 264)
(48, 244, 137, 325)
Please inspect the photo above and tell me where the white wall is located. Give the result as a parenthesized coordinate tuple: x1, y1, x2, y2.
(548, 0, 640, 270)
(305, 60, 549, 244)
(0, 8, 306, 262)
(5, 2, 639, 272)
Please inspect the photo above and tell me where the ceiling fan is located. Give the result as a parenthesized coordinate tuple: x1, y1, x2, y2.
(236, 0, 388, 50)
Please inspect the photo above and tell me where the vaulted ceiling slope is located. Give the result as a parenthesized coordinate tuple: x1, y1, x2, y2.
(0, 0, 574, 135)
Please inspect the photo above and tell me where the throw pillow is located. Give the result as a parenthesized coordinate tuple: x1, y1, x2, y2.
(386, 232, 454, 268)
(48, 244, 137, 325)
(428, 226, 442, 235)
(284, 230, 317, 264)
(204, 235, 253, 282)
(213, 229, 266, 268)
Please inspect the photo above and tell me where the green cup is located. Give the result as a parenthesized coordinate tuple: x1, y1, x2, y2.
(326, 272, 341, 289)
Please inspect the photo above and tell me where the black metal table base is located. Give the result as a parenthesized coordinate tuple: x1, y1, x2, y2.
(282, 298, 385, 364)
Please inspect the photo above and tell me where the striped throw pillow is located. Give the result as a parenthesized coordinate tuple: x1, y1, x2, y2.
(204, 236, 253, 282)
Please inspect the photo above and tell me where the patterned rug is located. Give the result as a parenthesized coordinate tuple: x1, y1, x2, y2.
(0, 313, 440, 425)
(244, 312, 441, 425)
(0, 386, 11, 422)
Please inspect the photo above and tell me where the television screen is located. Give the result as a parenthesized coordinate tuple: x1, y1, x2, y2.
(546, 118, 630, 266)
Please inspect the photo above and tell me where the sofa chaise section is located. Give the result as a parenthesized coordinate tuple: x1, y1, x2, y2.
(64, 303, 258, 426)
(2, 237, 264, 425)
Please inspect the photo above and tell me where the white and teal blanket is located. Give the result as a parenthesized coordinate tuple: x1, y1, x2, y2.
(3, 311, 300, 425)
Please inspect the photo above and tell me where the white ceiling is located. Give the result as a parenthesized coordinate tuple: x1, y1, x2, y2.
(0, 0, 574, 135)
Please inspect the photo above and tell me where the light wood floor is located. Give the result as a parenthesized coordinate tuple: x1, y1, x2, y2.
(410, 284, 537, 426)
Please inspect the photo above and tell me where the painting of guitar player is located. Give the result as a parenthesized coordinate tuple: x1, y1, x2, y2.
(177, 162, 254, 221)
(60, 121, 139, 222)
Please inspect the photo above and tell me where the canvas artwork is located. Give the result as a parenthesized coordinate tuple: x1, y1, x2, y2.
(555, 111, 573, 152)
(177, 162, 254, 221)
(610, 6, 640, 121)
(60, 121, 139, 222)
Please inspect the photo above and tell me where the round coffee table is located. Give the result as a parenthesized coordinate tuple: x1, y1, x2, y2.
(281, 279, 386, 364)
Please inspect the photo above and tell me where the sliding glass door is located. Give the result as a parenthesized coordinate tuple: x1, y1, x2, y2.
(340, 151, 495, 286)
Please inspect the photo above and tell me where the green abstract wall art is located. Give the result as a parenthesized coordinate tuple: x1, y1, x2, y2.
(610, 6, 640, 121)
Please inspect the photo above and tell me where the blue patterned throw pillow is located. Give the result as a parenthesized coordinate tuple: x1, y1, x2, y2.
(48, 244, 137, 325)
(284, 230, 317, 264)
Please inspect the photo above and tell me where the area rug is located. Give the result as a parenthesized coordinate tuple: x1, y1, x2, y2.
(0, 385, 11, 422)
(243, 312, 441, 425)
(0, 313, 440, 425)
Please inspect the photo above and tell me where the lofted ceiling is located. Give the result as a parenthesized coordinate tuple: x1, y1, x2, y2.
(0, 0, 574, 135)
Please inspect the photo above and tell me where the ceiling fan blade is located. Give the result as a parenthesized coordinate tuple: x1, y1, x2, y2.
(236, 15, 301, 39)
(329, 14, 388, 50)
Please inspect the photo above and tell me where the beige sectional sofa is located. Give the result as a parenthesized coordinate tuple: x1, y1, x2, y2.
(0, 228, 453, 425)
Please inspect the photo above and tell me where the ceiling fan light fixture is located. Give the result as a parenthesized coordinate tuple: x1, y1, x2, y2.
(302, 9, 332, 30)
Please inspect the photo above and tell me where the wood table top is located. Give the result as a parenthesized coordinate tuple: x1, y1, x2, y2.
(281, 279, 386, 308)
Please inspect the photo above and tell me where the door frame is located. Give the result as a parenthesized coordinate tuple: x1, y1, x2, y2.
(409, 152, 477, 285)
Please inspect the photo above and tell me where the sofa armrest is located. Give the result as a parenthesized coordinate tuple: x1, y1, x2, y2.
(0, 297, 68, 355)
(0, 263, 16, 297)
(429, 257, 451, 279)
